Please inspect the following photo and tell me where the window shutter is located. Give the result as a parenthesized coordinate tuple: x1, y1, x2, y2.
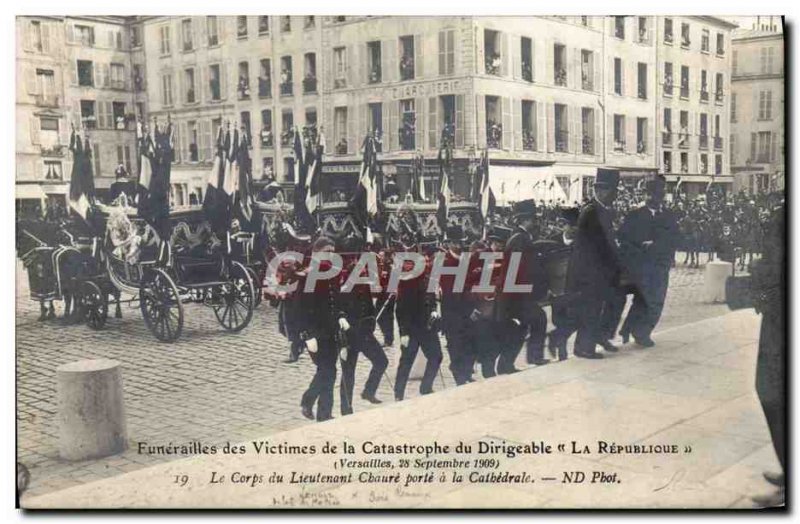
(221, 61, 229, 99)
(647, 117, 654, 156)
(359, 103, 368, 137)
(107, 29, 114, 48)
(325, 48, 333, 89)
(501, 33, 510, 77)
(510, 35, 519, 80)
(546, 38, 554, 85)
(22, 20, 33, 51)
(536, 101, 545, 152)
(475, 29, 484, 75)
(389, 101, 399, 151)
(34, 159, 43, 180)
(179, 122, 188, 162)
(93, 62, 100, 87)
(502, 97, 511, 150)
(30, 116, 40, 145)
(594, 109, 601, 157)
(349, 45, 358, 87)
(476, 95, 486, 147)
(447, 30, 455, 75)
(513, 98, 522, 151)
(97, 102, 106, 129)
(546, 103, 554, 152)
(626, 116, 635, 154)
(771, 131, 777, 162)
(71, 61, 78, 85)
(571, 106, 580, 154)
(200, 120, 210, 162)
(103, 63, 110, 87)
(59, 117, 69, 145)
(572, 48, 581, 90)
(455, 94, 464, 148)
(347, 106, 355, 154)
(383, 39, 395, 83)
(438, 31, 446, 75)
(415, 34, 424, 79)
(428, 97, 438, 150)
(326, 103, 336, 150)
(66, 24, 74, 44)
(25, 67, 36, 95)
(201, 66, 209, 103)
(606, 113, 614, 154)
(361, 43, 369, 86)
(750, 133, 756, 161)
(41, 23, 51, 54)
(415, 97, 425, 151)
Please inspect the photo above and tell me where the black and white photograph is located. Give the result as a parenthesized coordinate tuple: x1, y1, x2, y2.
(12, 12, 787, 510)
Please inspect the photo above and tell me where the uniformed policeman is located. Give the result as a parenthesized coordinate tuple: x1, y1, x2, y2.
(547, 206, 580, 360)
(566, 168, 621, 359)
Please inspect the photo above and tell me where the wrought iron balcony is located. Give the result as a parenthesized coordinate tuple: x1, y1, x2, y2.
(582, 135, 594, 155)
(662, 132, 672, 146)
(303, 76, 317, 94)
(555, 130, 569, 152)
(699, 134, 709, 149)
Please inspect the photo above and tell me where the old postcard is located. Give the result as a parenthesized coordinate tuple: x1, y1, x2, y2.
(15, 14, 786, 509)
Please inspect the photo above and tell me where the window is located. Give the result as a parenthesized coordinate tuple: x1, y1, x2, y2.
(730, 135, 736, 165)
(207, 16, 219, 46)
(131, 25, 142, 48)
(304, 16, 315, 29)
(581, 50, 593, 90)
(715, 73, 723, 102)
(732, 50, 739, 76)
(636, 117, 647, 153)
(280, 16, 291, 33)
(400, 36, 415, 81)
(279, 56, 293, 95)
(334, 47, 347, 88)
(133, 64, 144, 91)
(259, 110, 273, 147)
(699, 153, 708, 174)
(716, 33, 725, 55)
(581, 107, 595, 155)
(80, 100, 96, 129)
(237, 61, 250, 99)
(187, 120, 199, 161)
(181, 19, 193, 51)
(110, 63, 125, 89)
(680, 66, 689, 99)
(303, 53, 317, 93)
(209, 64, 221, 101)
(281, 109, 294, 146)
(485, 96, 501, 149)
(701, 29, 710, 52)
(159, 25, 170, 55)
(637, 17, 648, 43)
(637, 62, 647, 99)
(484, 30, 502, 76)
(368, 102, 382, 150)
(679, 111, 689, 148)
(554, 44, 567, 86)
(613, 114, 625, 152)
(699, 113, 708, 149)
(435, 95, 456, 148)
(400, 99, 416, 150)
(35, 69, 56, 102)
(161, 73, 173, 106)
(367, 41, 382, 83)
(760, 47, 775, 74)
(664, 18, 673, 44)
(258, 16, 270, 35)
(112, 102, 126, 130)
(240, 111, 251, 137)
(521, 100, 536, 151)
(438, 30, 455, 76)
(714, 114, 722, 150)
(759, 90, 773, 120)
(680, 152, 688, 173)
(334, 107, 348, 154)
(715, 154, 722, 175)
(116, 144, 132, 174)
(261, 157, 274, 179)
(614, 16, 625, 39)
(663, 108, 672, 146)
(700, 70, 709, 102)
(554, 104, 568, 152)
(663, 152, 672, 173)
(663, 62, 674, 96)
(681, 23, 690, 48)
(283, 157, 294, 182)
(731, 93, 737, 122)
(75, 24, 95, 46)
(115, 31, 123, 50)
(259, 59, 271, 97)
(613, 58, 622, 95)
(521, 37, 533, 82)
(40, 116, 58, 131)
(77, 60, 93, 87)
(185, 68, 196, 103)
(43, 160, 62, 180)
(30, 21, 43, 52)
(237, 16, 248, 38)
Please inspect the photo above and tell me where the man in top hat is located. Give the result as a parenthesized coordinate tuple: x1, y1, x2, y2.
(612, 174, 679, 347)
(566, 168, 622, 359)
(505, 199, 550, 367)
(439, 224, 477, 385)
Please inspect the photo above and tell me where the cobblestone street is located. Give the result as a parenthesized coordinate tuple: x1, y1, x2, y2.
(16, 256, 733, 498)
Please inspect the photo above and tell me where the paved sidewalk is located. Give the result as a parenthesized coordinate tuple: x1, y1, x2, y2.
(24, 309, 779, 509)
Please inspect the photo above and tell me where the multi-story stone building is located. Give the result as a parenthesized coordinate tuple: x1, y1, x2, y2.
(730, 23, 784, 193)
(17, 15, 740, 213)
(654, 16, 737, 197)
(16, 15, 140, 214)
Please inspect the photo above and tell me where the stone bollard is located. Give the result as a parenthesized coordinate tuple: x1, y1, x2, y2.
(57, 359, 127, 461)
(704, 260, 733, 303)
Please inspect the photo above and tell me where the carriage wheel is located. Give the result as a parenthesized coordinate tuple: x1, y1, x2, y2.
(245, 266, 263, 308)
(213, 261, 255, 332)
(81, 280, 108, 330)
(140, 268, 184, 343)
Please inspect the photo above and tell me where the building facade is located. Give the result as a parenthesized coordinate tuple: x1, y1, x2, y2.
(16, 16, 140, 214)
(730, 26, 784, 194)
(17, 15, 741, 213)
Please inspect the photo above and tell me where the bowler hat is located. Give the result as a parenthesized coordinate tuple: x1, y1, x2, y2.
(644, 174, 667, 193)
(512, 199, 537, 218)
(595, 168, 620, 188)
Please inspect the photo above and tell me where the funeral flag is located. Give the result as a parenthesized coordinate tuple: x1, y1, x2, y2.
(436, 146, 451, 237)
(234, 127, 255, 224)
(349, 136, 378, 231)
(67, 129, 95, 219)
(478, 150, 496, 221)
(305, 131, 325, 215)
(202, 124, 229, 233)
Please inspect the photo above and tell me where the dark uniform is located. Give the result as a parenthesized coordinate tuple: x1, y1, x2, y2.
(547, 207, 580, 360)
(567, 169, 621, 358)
(338, 253, 389, 416)
(394, 251, 443, 400)
(374, 246, 396, 347)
